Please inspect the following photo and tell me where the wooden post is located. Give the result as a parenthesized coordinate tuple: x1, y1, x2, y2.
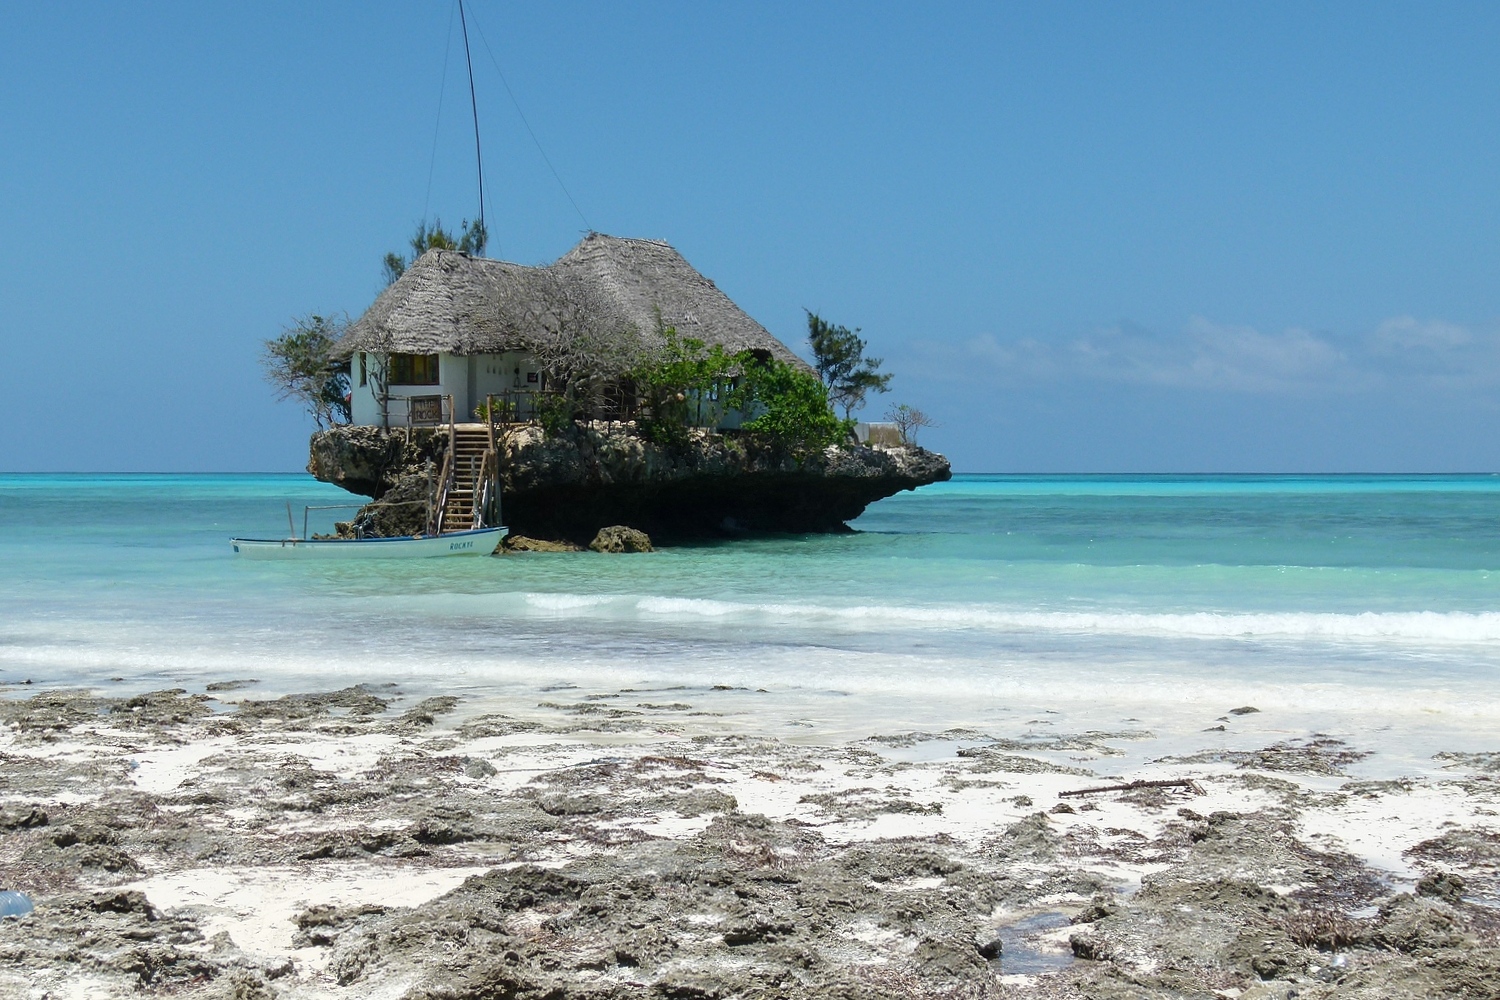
(447, 394, 456, 457)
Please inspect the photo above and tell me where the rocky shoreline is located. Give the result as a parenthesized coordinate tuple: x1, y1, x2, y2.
(2, 684, 1498, 999)
(307, 423, 952, 542)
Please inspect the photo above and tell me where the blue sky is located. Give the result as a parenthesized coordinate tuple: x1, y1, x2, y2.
(3, 2, 1499, 472)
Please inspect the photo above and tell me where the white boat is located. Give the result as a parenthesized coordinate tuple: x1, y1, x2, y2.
(231, 526, 502, 559)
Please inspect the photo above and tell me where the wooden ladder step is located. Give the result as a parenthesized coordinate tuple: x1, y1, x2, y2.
(441, 438, 494, 535)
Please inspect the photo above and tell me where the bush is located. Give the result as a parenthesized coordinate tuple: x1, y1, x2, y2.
(631, 331, 740, 445)
(739, 357, 851, 449)
(629, 330, 849, 450)
(474, 397, 516, 422)
(534, 393, 574, 435)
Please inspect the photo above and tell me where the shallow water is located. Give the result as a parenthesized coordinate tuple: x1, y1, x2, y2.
(0, 891, 35, 918)
(994, 911, 1075, 976)
(2, 473, 1498, 769)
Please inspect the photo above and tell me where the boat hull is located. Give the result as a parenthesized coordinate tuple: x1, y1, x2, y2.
(230, 527, 503, 559)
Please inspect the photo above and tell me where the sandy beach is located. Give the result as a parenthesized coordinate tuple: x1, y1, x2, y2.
(2, 680, 1497, 999)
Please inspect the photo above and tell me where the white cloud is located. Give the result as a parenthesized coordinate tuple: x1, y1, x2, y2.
(933, 315, 1500, 395)
(1373, 315, 1473, 351)
(1065, 317, 1350, 391)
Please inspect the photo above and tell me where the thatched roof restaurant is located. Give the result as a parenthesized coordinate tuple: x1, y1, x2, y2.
(339, 235, 810, 431)
(338, 233, 802, 363)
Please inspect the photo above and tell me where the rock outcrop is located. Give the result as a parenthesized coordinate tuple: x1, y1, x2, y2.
(500, 535, 584, 553)
(308, 423, 951, 542)
(589, 526, 654, 553)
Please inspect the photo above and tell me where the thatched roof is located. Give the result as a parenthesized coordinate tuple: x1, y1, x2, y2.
(335, 233, 807, 368)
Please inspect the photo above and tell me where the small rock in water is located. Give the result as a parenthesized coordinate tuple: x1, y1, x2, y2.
(976, 934, 1003, 960)
(501, 535, 583, 553)
(589, 526, 654, 553)
(1228, 706, 1261, 715)
(205, 679, 259, 693)
(0, 891, 34, 918)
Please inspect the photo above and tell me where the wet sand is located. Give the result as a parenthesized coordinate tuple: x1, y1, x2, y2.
(1, 682, 1498, 999)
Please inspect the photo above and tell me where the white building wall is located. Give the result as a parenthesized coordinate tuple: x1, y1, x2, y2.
(347, 351, 543, 427)
(436, 354, 468, 420)
(350, 352, 381, 425)
(854, 421, 903, 447)
(471, 352, 543, 403)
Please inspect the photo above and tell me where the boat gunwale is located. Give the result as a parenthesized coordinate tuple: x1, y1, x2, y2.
(230, 527, 503, 545)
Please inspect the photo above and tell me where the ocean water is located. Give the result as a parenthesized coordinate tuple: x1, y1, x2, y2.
(2, 473, 1498, 768)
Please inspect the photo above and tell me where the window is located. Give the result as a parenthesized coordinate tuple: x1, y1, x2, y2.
(358, 353, 367, 387)
(390, 353, 440, 385)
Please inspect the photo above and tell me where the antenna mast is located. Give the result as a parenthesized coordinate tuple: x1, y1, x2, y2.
(457, 0, 485, 239)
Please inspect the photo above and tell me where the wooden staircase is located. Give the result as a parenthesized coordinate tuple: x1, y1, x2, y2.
(438, 427, 496, 533)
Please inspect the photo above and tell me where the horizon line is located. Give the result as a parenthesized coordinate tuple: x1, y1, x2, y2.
(3, 470, 1499, 478)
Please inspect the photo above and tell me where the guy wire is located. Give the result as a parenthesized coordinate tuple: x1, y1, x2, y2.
(468, 5, 591, 231)
(421, 0, 458, 224)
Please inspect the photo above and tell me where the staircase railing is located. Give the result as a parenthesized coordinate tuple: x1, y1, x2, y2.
(483, 394, 506, 531)
(432, 450, 454, 535)
(446, 393, 456, 461)
(473, 450, 497, 528)
(430, 395, 457, 535)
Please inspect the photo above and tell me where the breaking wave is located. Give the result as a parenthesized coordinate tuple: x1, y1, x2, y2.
(630, 597, 1500, 643)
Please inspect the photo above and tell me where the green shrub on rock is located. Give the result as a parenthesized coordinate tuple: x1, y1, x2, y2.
(534, 393, 575, 435)
(738, 357, 852, 450)
(625, 328, 851, 450)
(631, 331, 740, 446)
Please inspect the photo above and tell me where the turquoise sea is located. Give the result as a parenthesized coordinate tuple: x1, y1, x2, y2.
(3, 473, 1499, 766)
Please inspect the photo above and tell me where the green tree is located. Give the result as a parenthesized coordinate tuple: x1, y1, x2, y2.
(738, 356, 850, 449)
(629, 330, 849, 450)
(382, 217, 489, 285)
(630, 329, 740, 444)
(262, 314, 351, 428)
(806, 311, 892, 418)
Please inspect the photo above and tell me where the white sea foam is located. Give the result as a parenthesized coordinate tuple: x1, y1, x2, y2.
(387, 590, 1500, 644)
(523, 593, 619, 611)
(629, 596, 1500, 644)
(7, 616, 1500, 730)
